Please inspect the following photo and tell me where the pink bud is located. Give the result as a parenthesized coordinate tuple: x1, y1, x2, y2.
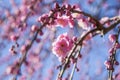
(72, 5, 76, 9)
(37, 16, 41, 22)
(54, 3, 60, 9)
(66, 4, 71, 10)
(70, 57, 77, 64)
(104, 60, 112, 70)
(6, 66, 12, 74)
(78, 53, 82, 58)
(76, 68, 79, 72)
(104, 60, 110, 66)
(39, 30, 43, 36)
(31, 25, 38, 32)
(21, 45, 27, 53)
(6, 65, 19, 75)
(88, 0, 94, 4)
(72, 36, 77, 42)
(53, 13, 58, 18)
(24, 61, 29, 66)
(10, 35, 19, 41)
(115, 43, 120, 49)
(107, 65, 114, 70)
(66, 11, 71, 16)
(9, 48, 17, 55)
(108, 48, 114, 55)
(36, 38, 41, 43)
(108, 34, 117, 42)
(114, 61, 119, 65)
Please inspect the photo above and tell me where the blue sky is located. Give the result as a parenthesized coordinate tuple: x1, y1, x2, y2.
(0, 0, 120, 80)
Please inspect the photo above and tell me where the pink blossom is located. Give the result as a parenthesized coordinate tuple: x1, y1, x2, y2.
(52, 33, 74, 60)
(20, 45, 27, 53)
(31, 25, 38, 32)
(55, 16, 74, 28)
(115, 43, 120, 49)
(104, 60, 111, 68)
(56, 18, 68, 27)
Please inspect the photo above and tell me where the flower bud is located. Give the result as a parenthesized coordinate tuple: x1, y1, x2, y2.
(108, 34, 117, 42)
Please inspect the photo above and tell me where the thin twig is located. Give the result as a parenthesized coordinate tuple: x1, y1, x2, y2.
(108, 28, 120, 80)
(69, 46, 82, 80)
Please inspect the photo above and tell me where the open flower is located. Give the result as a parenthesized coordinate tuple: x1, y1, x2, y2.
(52, 33, 74, 61)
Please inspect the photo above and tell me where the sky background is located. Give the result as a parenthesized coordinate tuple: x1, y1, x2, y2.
(0, 0, 120, 80)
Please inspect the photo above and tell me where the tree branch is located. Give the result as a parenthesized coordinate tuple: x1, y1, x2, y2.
(57, 12, 120, 79)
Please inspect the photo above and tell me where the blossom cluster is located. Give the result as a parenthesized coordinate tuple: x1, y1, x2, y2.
(108, 34, 120, 54)
(37, 3, 77, 28)
(104, 34, 120, 70)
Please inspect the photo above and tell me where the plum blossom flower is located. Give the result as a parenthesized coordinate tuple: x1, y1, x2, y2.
(52, 33, 74, 61)
(55, 16, 74, 28)
(78, 19, 89, 30)
(56, 18, 68, 27)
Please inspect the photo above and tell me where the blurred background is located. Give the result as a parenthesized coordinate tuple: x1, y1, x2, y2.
(0, 0, 120, 80)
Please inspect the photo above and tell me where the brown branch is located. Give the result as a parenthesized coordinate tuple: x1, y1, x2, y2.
(10, 5, 120, 80)
(57, 15, 120, 79)
(57, 28, 100, 79)
(71, 9, 103, 29)
(12, 23, 45, 80)
(103, 19, 120, 34)
(12, 11, 58, 80)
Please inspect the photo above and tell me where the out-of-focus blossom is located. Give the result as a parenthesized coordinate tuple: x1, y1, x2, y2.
(55, 16, 74, 28)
